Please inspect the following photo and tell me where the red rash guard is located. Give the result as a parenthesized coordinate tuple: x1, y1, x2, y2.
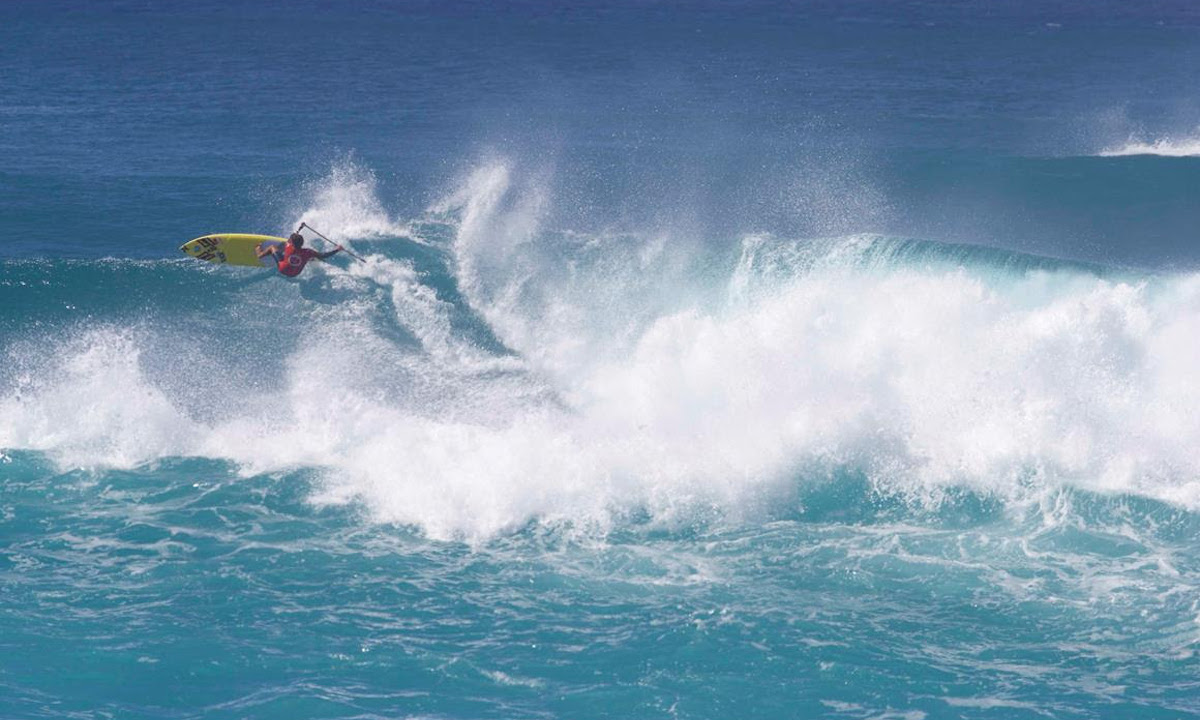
(279, 245, 319, 277)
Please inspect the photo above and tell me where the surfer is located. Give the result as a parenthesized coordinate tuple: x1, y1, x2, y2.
(256, 232, 341, 277)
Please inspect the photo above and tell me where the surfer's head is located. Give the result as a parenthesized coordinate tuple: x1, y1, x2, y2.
(288, 233, 304, 247)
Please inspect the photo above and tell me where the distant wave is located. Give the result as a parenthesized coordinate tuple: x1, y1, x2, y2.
(1099, 134, 1200, 157)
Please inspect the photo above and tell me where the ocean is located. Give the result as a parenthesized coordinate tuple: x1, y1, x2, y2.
(3, 1, 1200, 718)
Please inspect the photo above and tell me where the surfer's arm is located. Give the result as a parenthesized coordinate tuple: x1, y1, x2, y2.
(317, 247, 342, 260)
(255, 244, 273, 259)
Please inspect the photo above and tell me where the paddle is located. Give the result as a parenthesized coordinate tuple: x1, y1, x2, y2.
(297, 222, 366, 263)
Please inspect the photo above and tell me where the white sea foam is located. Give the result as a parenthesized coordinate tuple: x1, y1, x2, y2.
(0, 328, 199, 469)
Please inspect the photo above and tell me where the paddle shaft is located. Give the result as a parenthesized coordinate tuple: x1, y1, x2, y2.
(298, 223, 366, 262)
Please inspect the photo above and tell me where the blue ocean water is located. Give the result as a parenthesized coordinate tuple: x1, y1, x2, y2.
(3, 1, 1200, 718)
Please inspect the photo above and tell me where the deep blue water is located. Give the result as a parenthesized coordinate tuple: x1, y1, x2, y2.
(3, 2, 1200, 718)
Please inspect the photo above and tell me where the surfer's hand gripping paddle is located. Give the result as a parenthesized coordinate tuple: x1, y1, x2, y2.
(298, 222, 366, 262)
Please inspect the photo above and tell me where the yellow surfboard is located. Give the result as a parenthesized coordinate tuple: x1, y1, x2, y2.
(180, 233, 286, 267)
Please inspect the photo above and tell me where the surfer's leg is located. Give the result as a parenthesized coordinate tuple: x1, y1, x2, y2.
(257, 242, 285, 267)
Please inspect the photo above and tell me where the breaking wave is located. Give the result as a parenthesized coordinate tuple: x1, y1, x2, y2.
(4, 160, 1200, 541)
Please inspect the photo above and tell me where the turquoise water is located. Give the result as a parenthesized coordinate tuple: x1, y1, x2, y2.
(4, 2, 1200, 718)
(6, 447, 1199, 718)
